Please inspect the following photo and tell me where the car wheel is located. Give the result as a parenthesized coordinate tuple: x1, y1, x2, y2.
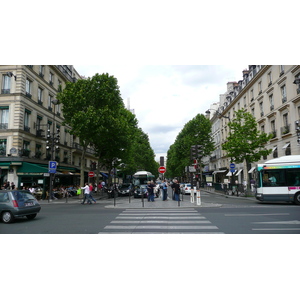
(26, 214, 37, 220)
(294, 193, 300, 205)
(1, 211, 15, 223)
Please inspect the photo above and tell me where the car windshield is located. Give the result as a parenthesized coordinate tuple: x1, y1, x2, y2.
(11, 191, 36, 201)
(120, 184, 131, 188)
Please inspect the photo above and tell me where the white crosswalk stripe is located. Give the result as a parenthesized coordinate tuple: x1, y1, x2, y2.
(99, 208, 224, 234)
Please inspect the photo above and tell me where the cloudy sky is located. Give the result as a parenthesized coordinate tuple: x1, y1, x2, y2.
(74, 65, 247, 161)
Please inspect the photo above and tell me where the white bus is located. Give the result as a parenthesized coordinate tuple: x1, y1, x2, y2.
(132, 171, 155, 186)
(256, 155, 300, 205)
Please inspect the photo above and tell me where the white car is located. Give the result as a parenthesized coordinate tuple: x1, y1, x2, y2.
(180, 183, 197, 195)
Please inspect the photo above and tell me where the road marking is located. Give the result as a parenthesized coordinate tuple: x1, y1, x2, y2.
(104, 225, 219, 230)
(252, 220, 300, 224)
(111, 220, 211, 224)
(100, 208, 223, 234)
(224, 213, 290, 217)
(252, 228, 300, 231)
(116, 216, 206, 219)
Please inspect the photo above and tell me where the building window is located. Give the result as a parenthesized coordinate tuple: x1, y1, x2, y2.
(39, 65, 44, 78)
(48, 94, 53, 111)
(258, 81, 262, 94)
(250, 89, 254, 101)
(268, 72, 272, 86)
(261, 125, 265, 133)
(0, 106, 9, 129)
(281, 85, 287, 103)
(282, 113, 290, 134)
(259, 102, 264, 117)
(58, 79, 62, 92)
(49, 72, 54, 85)
(38, 87, 43, 104)
(271, 120, 276, 138)
(22, 141, 30, 157)
(280, 65, 284, 76)
(251, 107, 255, 117)
(269, 94, 274, 110)
(2, 75, 11, 94)
(0, 139, 7, 155)
(24, 109, 31, 132)
(35, 144, 42, 158)
(26, 78, 32, 98)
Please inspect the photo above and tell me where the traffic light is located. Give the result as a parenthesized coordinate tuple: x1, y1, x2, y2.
(190, 145, 204, 160)
(296, 121, 300, 145)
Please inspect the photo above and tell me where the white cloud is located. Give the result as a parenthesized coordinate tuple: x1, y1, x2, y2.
(75, 65, 247, 161)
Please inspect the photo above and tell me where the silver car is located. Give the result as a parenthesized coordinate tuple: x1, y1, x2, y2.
(0, 190, 41, 223)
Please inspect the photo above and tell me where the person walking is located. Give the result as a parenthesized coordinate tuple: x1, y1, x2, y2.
(81, 183, 92, 204)
(89, 183, 97, 203)
(172, 179, 181, 201)
(147, 181, 155, 202)
(162, 179, 168, 201)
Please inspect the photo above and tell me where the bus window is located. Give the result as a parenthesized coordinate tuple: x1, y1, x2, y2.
(262, 170, 282, 187)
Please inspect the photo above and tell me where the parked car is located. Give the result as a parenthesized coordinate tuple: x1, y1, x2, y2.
(134, 184, 148, 198)
(0, 190, 41, 223)
(118, 183, 135, 196)
(180, 183, 197, 195)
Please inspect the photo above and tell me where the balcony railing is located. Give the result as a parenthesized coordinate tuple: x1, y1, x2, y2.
(0, 123, 8, 129)
(281, 124, 290, 135)
(1, 89, 10, 94)
(270, 130, 277, 139)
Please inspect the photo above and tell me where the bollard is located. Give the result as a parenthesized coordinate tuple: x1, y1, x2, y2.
(142, 192, 144, 208)
(190, 189, 194, 203)
(196, 190, 201, 206)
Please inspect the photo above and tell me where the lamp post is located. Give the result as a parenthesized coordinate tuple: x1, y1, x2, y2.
(46, 99, 59, 202)
(205, 108, 235, 190)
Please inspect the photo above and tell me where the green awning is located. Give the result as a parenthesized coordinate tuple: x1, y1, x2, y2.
(17, 162, 49, 175)
(0, 162, 11, 169)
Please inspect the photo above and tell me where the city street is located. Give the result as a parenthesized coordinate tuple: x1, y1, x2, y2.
(1, 190, 300, 234)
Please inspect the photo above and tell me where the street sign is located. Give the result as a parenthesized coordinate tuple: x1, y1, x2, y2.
(230, 163, 235, 172)
(48, 161, 57, 174)
(158, 166, 166, 174)
(88, 171, 95, 177)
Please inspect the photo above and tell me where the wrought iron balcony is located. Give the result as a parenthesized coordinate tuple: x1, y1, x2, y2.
(1, 89, 10, 94)
(281, 124, 290, 135)
(0, 123, 8, 129)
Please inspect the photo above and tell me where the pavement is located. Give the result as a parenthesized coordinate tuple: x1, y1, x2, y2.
(38, 188, 253, 208)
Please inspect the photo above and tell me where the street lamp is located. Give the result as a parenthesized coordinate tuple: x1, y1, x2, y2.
(47, 99, 59, 202)
(205, 109, 230, 120)
(6, 72, 17, 80)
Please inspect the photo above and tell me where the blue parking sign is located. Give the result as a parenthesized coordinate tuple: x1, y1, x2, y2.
(49, 161, 57, 173)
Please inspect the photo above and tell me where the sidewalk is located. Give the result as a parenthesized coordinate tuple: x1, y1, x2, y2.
(38, 190, 225, 208)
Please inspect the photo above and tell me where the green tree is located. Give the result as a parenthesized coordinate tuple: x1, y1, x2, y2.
(57, 73, 134, 186)
(166, 113, 214, 180)
(222, 109, 272, 189)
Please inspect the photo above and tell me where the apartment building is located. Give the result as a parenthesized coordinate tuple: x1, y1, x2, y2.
(205, 65, 300, 184)
(0, 65, 102, 190)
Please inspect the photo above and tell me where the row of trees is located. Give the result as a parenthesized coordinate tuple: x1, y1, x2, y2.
(57, 73, 159, 186)
(166, 109, 272, 187)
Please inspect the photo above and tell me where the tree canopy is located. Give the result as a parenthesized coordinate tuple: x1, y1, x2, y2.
(166, 113, 214, 178)
(57, 73, 158, 184)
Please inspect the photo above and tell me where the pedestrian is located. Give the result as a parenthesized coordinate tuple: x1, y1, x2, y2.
(172, 179, 181, 201)
(147, 181, 155, 202)
(81, 183, 92, 204)
(89, 183, 97, 203)
(162, 179, 168, 201)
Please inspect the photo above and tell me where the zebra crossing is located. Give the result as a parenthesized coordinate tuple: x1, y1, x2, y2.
(99, 208, 224, 234)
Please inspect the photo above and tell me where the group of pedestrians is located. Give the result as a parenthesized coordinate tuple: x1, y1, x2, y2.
(80, 183, 97, 205)
(145, 179, 181, 202)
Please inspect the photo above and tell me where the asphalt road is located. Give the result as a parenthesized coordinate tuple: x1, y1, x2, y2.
(1, 191, 300, 234)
